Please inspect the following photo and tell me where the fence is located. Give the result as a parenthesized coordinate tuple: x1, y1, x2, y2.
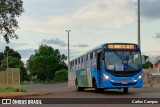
(143, 69, 160, 84)
(143, 73, 160, 84)
(0, 68, 20, 89)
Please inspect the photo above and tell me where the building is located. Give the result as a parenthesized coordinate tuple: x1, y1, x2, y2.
(146, 56, 160, 73)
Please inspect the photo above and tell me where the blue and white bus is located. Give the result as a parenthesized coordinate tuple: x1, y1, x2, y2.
(69, 43, 143, 93)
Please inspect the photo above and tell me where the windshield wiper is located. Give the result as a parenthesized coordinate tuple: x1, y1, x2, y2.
(113, 51, 123, 60)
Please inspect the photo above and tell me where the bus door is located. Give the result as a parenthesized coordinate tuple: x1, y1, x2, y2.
(97, 49, 102, 85)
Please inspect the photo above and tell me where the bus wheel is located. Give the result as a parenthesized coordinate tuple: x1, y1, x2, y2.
(96, 88, 104, 93)
(94, 80, 104, 93)
(123, 88, 128, 93)
(76, 80, 84, 91)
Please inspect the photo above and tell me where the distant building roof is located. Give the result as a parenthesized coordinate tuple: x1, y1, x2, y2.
(146, 56, 160, 64)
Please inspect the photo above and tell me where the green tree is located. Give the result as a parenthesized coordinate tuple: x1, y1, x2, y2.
(4, 46, 21, 59)
(0, 46, 27, 81)
(54, 70, 68, 82)
(0, 52, 4, 65)
(143, 55, 149, 61)
(28, 44, 67, 81)
(0, 0, 24, 43)
(142, 55, 149, 69)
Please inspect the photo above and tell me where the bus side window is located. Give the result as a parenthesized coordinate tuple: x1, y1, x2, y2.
(90, 52, 93, 59)
(74, 60, 76, 71)
(87, 54, 90, 67)
(81, 57, 84, 68)
(79, 58, 81, 69)
(72, 61, 74, 71)
(93, 52, 96, 66)
(83, 56, 86, 68)
(90, 52, 93, 66)
(88, 54, 90, 60)
(70, 62, 72, 71)
(77, 59, 78, 70)
(75, 59, 77, 70)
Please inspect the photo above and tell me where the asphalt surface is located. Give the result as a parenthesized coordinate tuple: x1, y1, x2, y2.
(24, 83, 160, 98)
(1, 82, 160, 107)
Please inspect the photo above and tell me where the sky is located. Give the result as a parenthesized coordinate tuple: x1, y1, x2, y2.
(0, 0, 160, 63)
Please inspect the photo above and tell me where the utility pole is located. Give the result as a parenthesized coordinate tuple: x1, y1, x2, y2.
(138, 0, 141, 48)
(6, 51, 9, 87)
(7, 51, 8, 69)
(66, 30, 71, 86)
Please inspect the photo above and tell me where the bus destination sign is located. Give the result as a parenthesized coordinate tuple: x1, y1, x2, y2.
(108, 44, 135, 49)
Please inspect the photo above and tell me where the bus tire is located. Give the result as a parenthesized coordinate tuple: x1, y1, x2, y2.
(75, 80, 84, 91)
(123, 88, 128, 93)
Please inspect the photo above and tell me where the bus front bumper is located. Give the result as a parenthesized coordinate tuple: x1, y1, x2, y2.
(102, 78, 143, 89)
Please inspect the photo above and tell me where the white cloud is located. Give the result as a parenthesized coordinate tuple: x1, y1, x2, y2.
(41, 38, 67, 47)
(71, 0, 136, 28)
(49, 16, 72, 27)
(18, 0, 137, 35)
(5, 0, 159, 61)
(143, 51, 160, 57)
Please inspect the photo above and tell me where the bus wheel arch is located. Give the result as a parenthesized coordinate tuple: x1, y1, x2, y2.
(92, 77, 96, 88)
(92, 77, 104, 92)
(75, 79, 84, 91)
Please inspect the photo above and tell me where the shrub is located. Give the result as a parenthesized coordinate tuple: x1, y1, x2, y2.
(143, 64, 149, 69)
(54, 70, 68, 82)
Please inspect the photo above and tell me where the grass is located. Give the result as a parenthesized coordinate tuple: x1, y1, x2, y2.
(0, 87, 27, 92)
(0, 87, 19, 92)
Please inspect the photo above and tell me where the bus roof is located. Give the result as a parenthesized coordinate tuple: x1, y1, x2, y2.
(70, 43, 139, 62)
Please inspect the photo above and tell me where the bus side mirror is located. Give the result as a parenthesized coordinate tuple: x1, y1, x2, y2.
(97, 65, 101, 70)
(102, 53, 105, 60)
(97, 52, 102, 70)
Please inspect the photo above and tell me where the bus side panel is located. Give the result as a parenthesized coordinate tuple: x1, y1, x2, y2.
(86, 68, 93, 87)
(76, 69, 89, 87)
(91, 67, 101, 87)
(75, 67, 97, 88)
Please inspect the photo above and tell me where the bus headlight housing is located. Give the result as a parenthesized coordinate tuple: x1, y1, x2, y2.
(103, 74, 110, 80)
(135, 75, 142, 81)
(138, 75, 142, 79)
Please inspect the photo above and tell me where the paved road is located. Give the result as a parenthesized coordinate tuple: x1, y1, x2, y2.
(1, 83, 160, 107)
(24, 82, 160, 98)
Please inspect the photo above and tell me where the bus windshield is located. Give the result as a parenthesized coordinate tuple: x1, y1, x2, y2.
(105, 51, 142, 71)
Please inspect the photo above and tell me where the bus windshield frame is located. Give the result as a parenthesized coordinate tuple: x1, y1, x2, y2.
(105, 50, 142, 72)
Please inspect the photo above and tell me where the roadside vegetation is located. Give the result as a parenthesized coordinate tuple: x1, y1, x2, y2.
(0, 0, 68, 85)
(27, 44, 68, 83)
(0, 87, 27, 92)
(142, 55, 149, 69)
(0, 0, 24, 43)
(0, 46, 28, 81)
(0, 44, 68, 87)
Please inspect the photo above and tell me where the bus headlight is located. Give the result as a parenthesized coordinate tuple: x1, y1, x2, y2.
(103, 74, 110, 80)
(136, 75, 142, 80)
(133, 80, 137, 82)
(138, 75, 142, 79)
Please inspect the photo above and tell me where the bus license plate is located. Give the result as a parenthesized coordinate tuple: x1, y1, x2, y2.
(121, 81, 128, 84)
